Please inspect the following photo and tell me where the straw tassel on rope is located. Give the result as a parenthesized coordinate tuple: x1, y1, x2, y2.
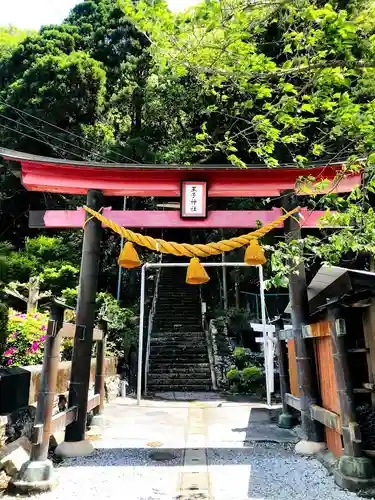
(186, 258, 210, 285)
(118, 241, 141, 269)
(244, 239, 266, 266)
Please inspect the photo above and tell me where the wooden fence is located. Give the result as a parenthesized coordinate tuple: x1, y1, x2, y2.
(283, 321, 343, 456)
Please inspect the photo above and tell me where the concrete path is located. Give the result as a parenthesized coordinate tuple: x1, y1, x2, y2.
(15, 395, 364, 500)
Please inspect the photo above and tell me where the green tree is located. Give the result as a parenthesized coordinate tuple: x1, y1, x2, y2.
(0, 26, 33, 60)
(120, 0, 375, 285)
(4, 236, 80, 312)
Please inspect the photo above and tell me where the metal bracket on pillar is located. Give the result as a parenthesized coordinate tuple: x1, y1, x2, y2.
(76, 325, 86, 341)
(279, 328, 294, 340)
(302, 325, 313, 338)
(349, 422, 362, 443)
(48, 319, 58, 338)
(335, 318, 347, 336)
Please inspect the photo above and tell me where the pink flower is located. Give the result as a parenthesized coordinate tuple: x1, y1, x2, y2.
(29, 342, 40, 353)
(33, 314, 39, 319)
(4, 348, 16, 357)
(12, 332, 17, 338)
(40, 325, 47, 331)
(7, 359, 13, 365)
(39, 335, 47, 342)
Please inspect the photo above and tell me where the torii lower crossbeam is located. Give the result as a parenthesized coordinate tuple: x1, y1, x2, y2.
(29, 208, 334, 229)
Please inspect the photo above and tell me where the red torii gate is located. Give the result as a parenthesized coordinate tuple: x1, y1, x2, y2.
(0, 147, 361, 491)
(1, 147, 360, 230)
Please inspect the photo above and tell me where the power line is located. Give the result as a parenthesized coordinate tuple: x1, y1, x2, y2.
(0, 122, 84, 160)
(0, 113, 115, 163)
(0, 98, 141, 164)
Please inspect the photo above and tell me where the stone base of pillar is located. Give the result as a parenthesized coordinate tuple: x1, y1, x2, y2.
(334, 456, 375, 491)
(90, 415, 107, 427)
(11, 459, 56, 493)
(295, 440, 326, 456)
(55, 440, 94, 458)
(278, 413, 294, 429)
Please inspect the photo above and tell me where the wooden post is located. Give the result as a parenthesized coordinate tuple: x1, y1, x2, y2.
(30, 303, 64, 461)
(64, 189, 104, 447)
(329, 307, 375, 490)
(275, 318, 294, 428)
(94, 321, 107, 416)
(328, 307, 362, 457)
(282, 191, 323, 443)
(13, 302, 65, 492)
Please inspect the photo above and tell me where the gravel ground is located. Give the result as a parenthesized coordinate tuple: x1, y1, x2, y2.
(3, 398, 370, 500)
(208, 442, 363, 500)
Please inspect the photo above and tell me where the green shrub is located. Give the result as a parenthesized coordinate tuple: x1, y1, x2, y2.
(226, 368, 241, 393)
(226, 368, 240, 382)
(3, 309, 49, 366)
(0, 303, 8, 359)
(96, 292, 136, 358)
(241, 366, 262, 392)
(226, 364, 262, 394)
(232, 346, 248, 369)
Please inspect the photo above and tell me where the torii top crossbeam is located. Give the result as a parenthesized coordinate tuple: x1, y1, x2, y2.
(0, 148, 360, 197)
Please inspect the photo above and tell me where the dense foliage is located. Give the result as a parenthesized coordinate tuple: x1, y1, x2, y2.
(1, 0, 375, 331)
(122, 0, 375, 285)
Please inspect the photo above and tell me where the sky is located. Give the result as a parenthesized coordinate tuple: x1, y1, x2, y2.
(0, 0, 201, 30)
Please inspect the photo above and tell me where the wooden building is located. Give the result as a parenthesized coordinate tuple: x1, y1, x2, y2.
(280, 265, 375, 490)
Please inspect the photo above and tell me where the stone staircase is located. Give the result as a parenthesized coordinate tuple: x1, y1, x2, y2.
(146, 265, 212, 392)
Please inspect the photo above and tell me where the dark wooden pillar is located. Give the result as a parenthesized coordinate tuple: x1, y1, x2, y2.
(65, 189, 104, 443)
(31, 303, 64, 461)
(275, 318, 293, 428)
(282, 191, 323, 442)
(14, 302, 65, 491)
(328, 307, 362, 457)
(329, 307, 375, 490)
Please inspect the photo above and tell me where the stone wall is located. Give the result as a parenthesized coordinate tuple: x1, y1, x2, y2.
(25, 357, 118, 405)
(0, 357, 119, 446)
(208, 319, 233, 389)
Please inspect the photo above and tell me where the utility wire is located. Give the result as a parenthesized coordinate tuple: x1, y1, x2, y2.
(0, 98, 141, 164)
(0, 113, 116, 163)
(0, 122, 85, 159)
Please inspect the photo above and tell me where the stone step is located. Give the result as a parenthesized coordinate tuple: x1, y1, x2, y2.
(151, 338, 206, 345)
(156, 300, 201, 313)
(148, 355, 209, 363)
(152, 328, 204, 338)
(153, 324, 202, 329)
(154, 318, 201, 323)
(154, 308, 201, 314)
(153, 326, 203, 333)
(147, 384, 212, 391)
(150, 347, 208, 356)
(151, 329, 206, 341)
(156, 295, 200, 301)
(151, 338, 206, 347)
(150, 341, 206, 349)
(148, 371, 211, 380)
(157, 293, 200, 299)
(149, 365, 211, 374)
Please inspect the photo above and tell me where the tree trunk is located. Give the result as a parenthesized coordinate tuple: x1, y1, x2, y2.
(27, 276, 40, 313)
